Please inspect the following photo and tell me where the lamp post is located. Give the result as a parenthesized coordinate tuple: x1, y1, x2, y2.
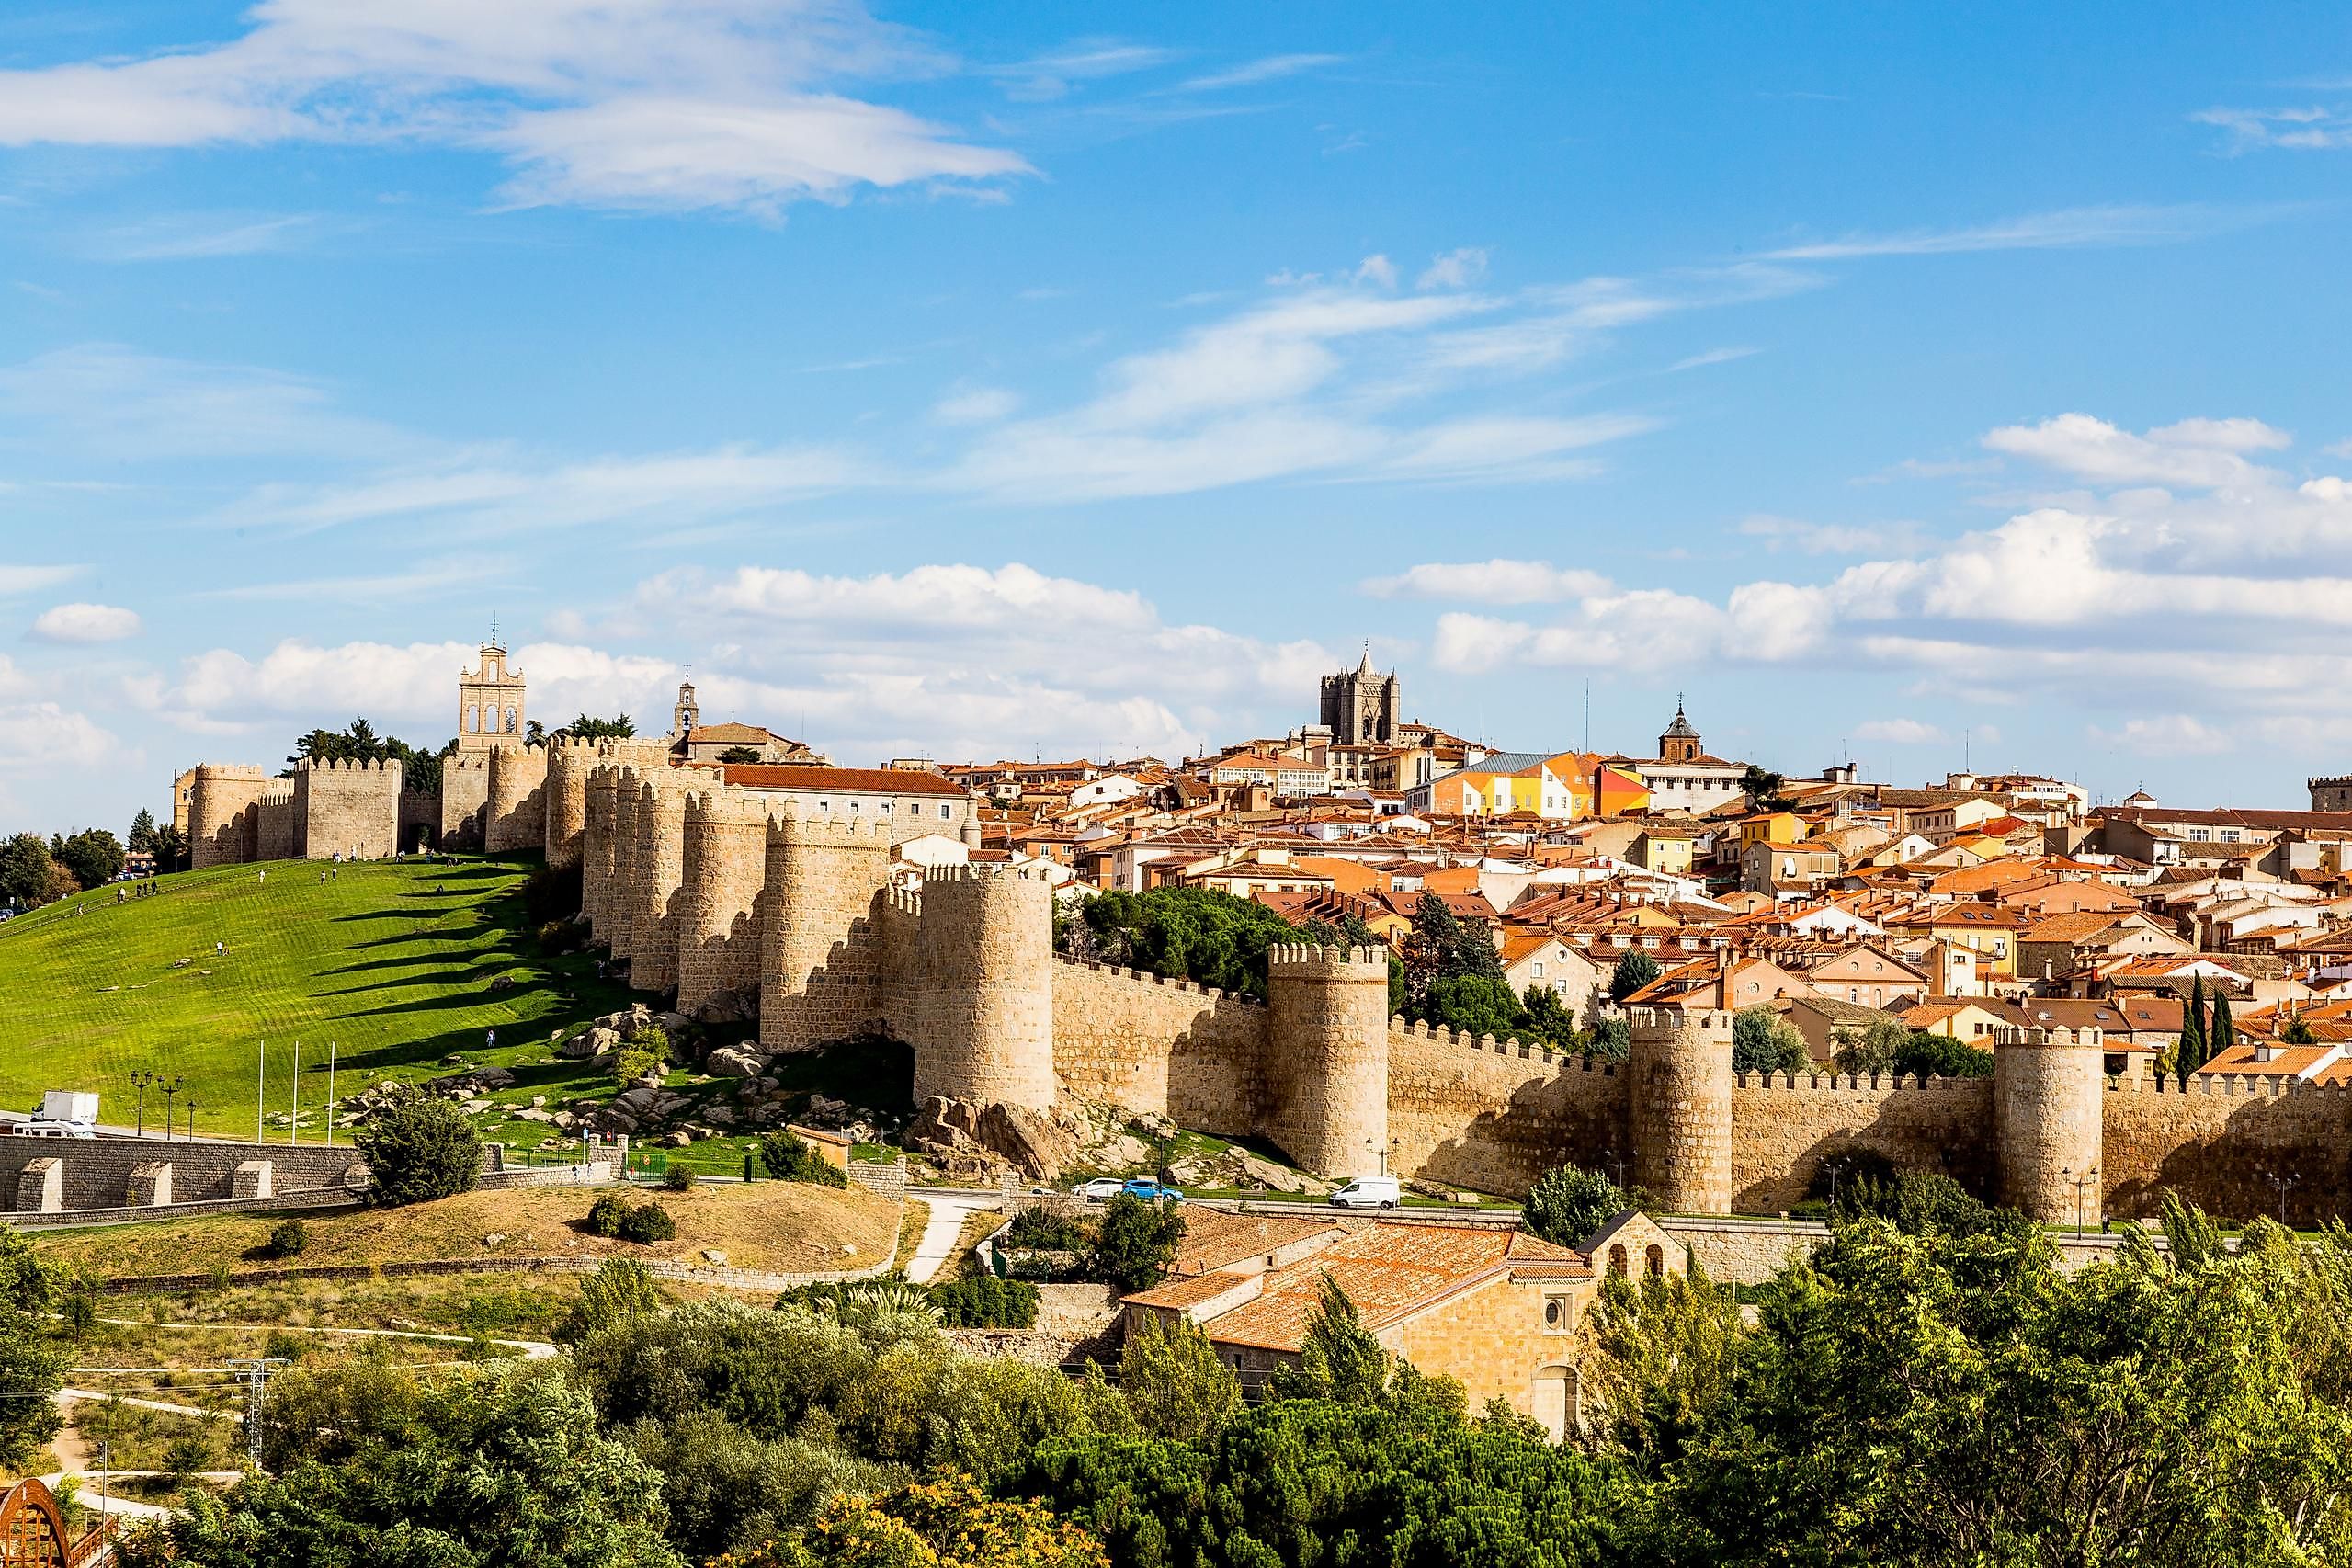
(1365, 1136, 1400, 1176)
(1600, 1146, 1633, 1189)
(130, 1070, 153, 1138)
(1822, 1155, 1850, 1210)
(2062, 1165, 2099, 1233)
(184, 1098, 199, 1141)
(2263, 1169, 2299, 1228)
(161, 1076, 182, 1142)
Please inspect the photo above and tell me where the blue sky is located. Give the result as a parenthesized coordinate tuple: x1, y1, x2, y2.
(3, 3, 2350, 835)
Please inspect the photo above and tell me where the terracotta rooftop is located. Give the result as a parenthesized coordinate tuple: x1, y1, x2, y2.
(722, 764, 968, 796)
(1168, 1209, 1344, 1276)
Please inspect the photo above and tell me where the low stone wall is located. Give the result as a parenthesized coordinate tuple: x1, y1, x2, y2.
(90, 1242, 903, 1297)
(6, 1187, 364, 1229)
(0, 1136, 368, 1214)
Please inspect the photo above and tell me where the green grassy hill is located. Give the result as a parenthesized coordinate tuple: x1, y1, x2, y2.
(0, 858, 648, 1144)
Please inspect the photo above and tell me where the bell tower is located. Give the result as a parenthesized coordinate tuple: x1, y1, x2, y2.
(457, 631, 527, 753)
(1660, 696, 1702, 764)
(671, 668, 700, 743)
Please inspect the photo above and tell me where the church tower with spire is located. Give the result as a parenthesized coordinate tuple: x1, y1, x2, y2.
(670, 668, 699, 744)
(1319, 645, 1402, 744)
(1659, 697, 1703, 763)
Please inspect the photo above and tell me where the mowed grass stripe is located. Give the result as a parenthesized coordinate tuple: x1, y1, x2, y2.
(0, 858, 646, 1140)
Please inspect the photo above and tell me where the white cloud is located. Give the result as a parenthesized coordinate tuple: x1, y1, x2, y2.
(1666, 345, 1757, 372)
(1361, 560, 1612, 604)
(1854, 718, 1947, 744)
(0, 1, 1028, 218)
(1352, 254, 1398, 289)
(2090, 715, 2232, 756)
(1983, 412, 2290, 488)
(88, 213, 315, 262)
(0, 700, 119, 771)
(930, 385, 1020, 425)
(29, 603, 141, 643)
(1762, 202, 2279, 260)
(1175, 54, 1343, 93)
(990, 40, 1179, 101)
(1416, 248, 1489, 290)
(1739, 514, 1926, 555)
(2193, 105, 2352, 153)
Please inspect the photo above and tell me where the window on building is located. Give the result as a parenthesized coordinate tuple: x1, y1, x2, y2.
(1543, 1294, 1571, 1332)
(939, 803, 952, 820)
(1531, 961, 1545, 979)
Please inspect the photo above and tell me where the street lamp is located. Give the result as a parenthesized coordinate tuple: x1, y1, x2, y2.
(2061, 1165, 2100, 1233)
(130, 1070, 153, 1137)
(1365, 1136, 1400, 1176)
(161, 1076, 183, 1142)
(1822, 1155, 1851, 1210)
(2263, 1169, 2299, 1228)
(184, 1098, 199, 1142)
(1599, 1146, 1634, 1189)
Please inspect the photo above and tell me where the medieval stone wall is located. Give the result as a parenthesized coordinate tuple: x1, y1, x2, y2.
(676, 789, 767, 1010)
(912, 867, 1056, 1107)
(1730, 1074, 1997, 1213)
(2103, 1075, 2351, 1225)
(440, 754, 490, 848)
(759, 814, 892, 1052)
(1389, 1025, 1631, 1198)
(541, 740, 598, 869)
(1049, 959, 1265, 1139)
(295, 757, 403, 860)
(1630, 1008, 1735, 1214)
(188, 765, 268, 868)
(255, 779, 301, 862)
(1261, 945, 1392, 1178)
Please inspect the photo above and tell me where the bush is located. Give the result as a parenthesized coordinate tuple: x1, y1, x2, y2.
(1006, 1206, 1094, 1253)
(759, 1131, 848, 1187)
(618, 1201, 676, 1244)
(928, 1274, 1040, 1328)
(352, 1091, 483, 1207)
(1892, 1031, 1995, 1080)
(520, 859, 583, 925)
(558, 1256, 665, 1345)
(585, 1190, 632, 1238)
(264, 1218, 309, 1259)
(1524, 1164, 1629, 1248)
(663, 1165, 698, 1193)
(1090, 1192, 1186, 1292)
(1732, 1005, 1812, 1075)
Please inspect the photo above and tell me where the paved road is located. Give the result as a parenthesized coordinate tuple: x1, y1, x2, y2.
(904, 1192, 999, 1284)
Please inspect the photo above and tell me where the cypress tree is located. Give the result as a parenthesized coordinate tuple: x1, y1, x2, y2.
(2210, 991, 2237, 1061)
(2173, 983, 2191, 1090)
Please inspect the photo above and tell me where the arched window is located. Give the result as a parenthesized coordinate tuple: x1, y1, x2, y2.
(465, 704, 479, 733)
(1608, 1244, 1627, 1276)
(1645, 1244, 1665, 1278)
(505, 706, 517, 733)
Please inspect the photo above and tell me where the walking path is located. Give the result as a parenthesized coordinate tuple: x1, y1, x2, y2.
(83, 1312, 559, 1358)
(905, 1191, 997, 1284)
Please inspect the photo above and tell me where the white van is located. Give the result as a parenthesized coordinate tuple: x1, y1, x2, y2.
(1329, 1175, 1401, 1210)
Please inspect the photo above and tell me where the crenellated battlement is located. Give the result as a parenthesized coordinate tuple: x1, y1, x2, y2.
(296, 756, 403, 777)
(192, 763, 268, 782)
(1267, 942, 1389, 976)
(1994, 1024, 2105, 1049)
(1628, 1006, 1733, 1034)
(1736, 1070, 1990, 1092)
(765, 811, 889, 846)
(925, 862, 1053, 884)
(1051, 953, 1256, 1006)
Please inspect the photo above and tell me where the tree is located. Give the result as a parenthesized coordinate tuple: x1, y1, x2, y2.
(352, 1089, 483, 1206)
(1518, 983, 1577, 1046)
(722, 1474, 1110, 1568)
(1740, 764, 1795, 812)
(1090, 1192, 1186, 1292)
(2211, 991, 2238, 1060)
(562, 714, 638, 741)
(2178, 977, 2209, 1088)
(1891, 1030, 1994, 1080)
(1609, 949, 1663, 1003)
(1119, 1312, 1239, 1441)
(150, 824, 187, 872)
(1524, 1164, 1630, 1247)
(717, 745, 766, 764)
(0, 1224, 62, 1471)
(1269, 1275, 1393, 1405)
(287, 717, 444, 796)
(1068, 886, 1312, 1000)
(1731, 1006, 1810, 1074)
(1424, 973, 1522, 1040)
(0, 831, 53, 907)
(1833, 1016, 1913, 1074)
(40, 858, 79, 904)
(760, 1131, 849, 1187)
(525, 719, 548, 747)
(119, 1360, 682, 1568)
(1589, 1015, 1632, 1062)
(52, 828, 126, 890)
(2281, 1012, 2319, 1046)
(560, 1256, 665, 1345)
(127, 808, 159, 854)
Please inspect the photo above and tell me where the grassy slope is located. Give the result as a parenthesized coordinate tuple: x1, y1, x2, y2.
(29, 1179, 897, 1278)
(0, 857, 646, 1142)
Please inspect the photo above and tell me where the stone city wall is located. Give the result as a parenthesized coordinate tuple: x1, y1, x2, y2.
(483, 744, 549, 854)
(676, 789, 767, 1011)
(2, 1136, 368, 1215)
(440, 754, 491, 848)
(1389, 1024, 1630, 1198)
(1729, 1074, 1997, 1214)
(296, 757, 403, 860)
(1049, 959, 1264, 1139)
(2102, 1074, 2351, 1225)
(188, 765, 269, 869)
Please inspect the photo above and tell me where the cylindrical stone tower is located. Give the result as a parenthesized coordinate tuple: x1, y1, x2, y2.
(189, 765, 268, 868)
(676, 789, 767, 1011)
(1262, 944, 1392, 1179)
(759, 813, 893, 1052)
(912, 867, 1055, 1108)
(1994, 1024, 2106, 1224)
(582, 762, 620, 936)
(618, 778, 687, 993)
(542, 739, 597, 869)
(1630, 1006, 1734, 1215)
(605, 767, 648, 962)
(484, 744, 550, 854)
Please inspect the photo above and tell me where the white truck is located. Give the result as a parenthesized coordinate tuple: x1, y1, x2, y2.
(17, 1090, 99, 1138)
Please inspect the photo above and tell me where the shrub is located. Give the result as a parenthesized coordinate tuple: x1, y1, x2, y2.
(759, 1131, 848, 1187)
(264, 1218, 309, 1259)
(1118, 1311, 1239, 1440)
(1524, 1164, 1630, 1247)
(663, 1165, 698, 1193)
(1892, 1030, 1995, 1080)
(352, 1091, 482, 1207)
(928, 1273, 1040, 1328)
(585, 1190, 632, 1238)
(1006, 1206, 1093, 1253)
(1731, 1005, 1812, 1074)
(1090, 1192, 1186, 1292)
(558, 1256, 665, 1345)
(618, 1201, 676, 1244)
(520, 858, 584, 925)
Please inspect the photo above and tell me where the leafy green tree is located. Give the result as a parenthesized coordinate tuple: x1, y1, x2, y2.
(0, 1224, 62, 1471)
(0, 831, 53, 908)
(2211, 991, 2238, 1060)
(1609, 949, 1663, 1002)
(1091, 1193, 1186, 1292)
(150, 823, 187, 871)
(1118, 1312, 1239, 1441)
(560, 1256, 665, 1345)
(1524, 1164, 1630, 1247)
(1740, 765, 1795, 811)
(760, 1131, 849, 1187)
(127, 808, 159, 854)
(562, 714, 639, 741)
(1262, 1276, 1463, 1413)
(2281, 1012, 2319, 1046)
(1891, 1030, 1994, 1079)
(1589, 1015, 1632, 1062)
(724, 1474, 1110, 1568)
(717, 745, 766, 764)
(928, 1274, 1040, 1328)
(287, 717, 445, 796)
(1832, 1016, 1913, 1074)
(1518, 982, 1577, 1046)
(1831, 1169, 2023, 1239)
(1067, 887, 1312, 999)
(1731, 1006, 1810, 1074)
(623, 1412, 899, 1563)
(52, 828, 126, 890)
(352, 1089, 483, 1206)
(1424, 973, 1522, 1039)
(1577, 1259, 1743, 1467)
(119, 1361, 681, 1568)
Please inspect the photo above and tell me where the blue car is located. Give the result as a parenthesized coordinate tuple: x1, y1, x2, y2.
(1120, 1177, 1186, 1203)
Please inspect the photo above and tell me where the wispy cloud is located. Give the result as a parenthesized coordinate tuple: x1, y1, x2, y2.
(0, 564, 85, 597)
(991, 39, 1181, 101)
(87, 212, 314, 261)
(1762, 202, 2284, 260)
(2192, 105, 2352, 152)
(1175, 53, 1343, 93)
(1666, 345, 1758, 372)
(0, 1, 1028, 218)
